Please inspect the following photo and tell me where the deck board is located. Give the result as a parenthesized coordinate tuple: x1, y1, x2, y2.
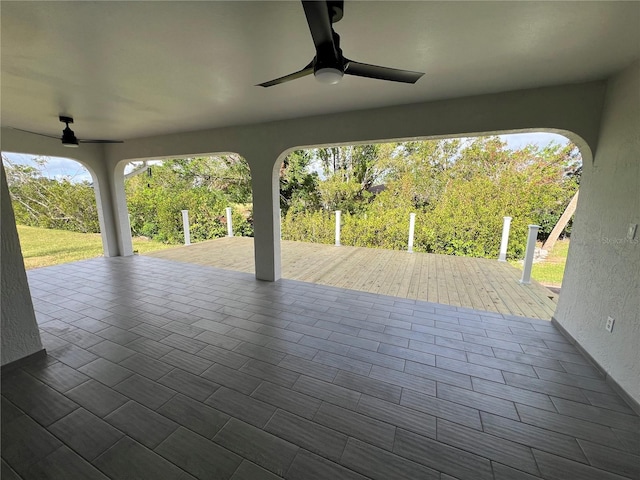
(145, 237, 557, 320)
(395, 250, 414, 298)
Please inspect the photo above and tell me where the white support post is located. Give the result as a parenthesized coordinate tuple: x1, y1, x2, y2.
(520, 224, 540, 284)
(335, 210, 341, 246)
(498, 216, 512, 262)
(279, 209, 282, 240)
(181, 209, 191, 246)
(226, 207, 234, 237)
(408, 213, 416, 253)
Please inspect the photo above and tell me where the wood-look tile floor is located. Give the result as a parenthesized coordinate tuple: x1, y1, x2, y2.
(145, 237, 558, 320)
(2, 256, 638, 480)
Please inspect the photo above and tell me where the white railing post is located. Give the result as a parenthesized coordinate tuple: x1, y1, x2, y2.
(226, 207, 233, 237)
(181, 209, 191, 246)
(335, 210, 341, 246)
(279, 209, 282, 240)
(520, 224, 540, 284)
(408, 213, 416, 253)
(498, 216, 512, 262)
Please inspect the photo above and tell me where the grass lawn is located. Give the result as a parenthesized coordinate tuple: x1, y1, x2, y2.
(510, 239, 570, 287)
(16, 225, 172, 270)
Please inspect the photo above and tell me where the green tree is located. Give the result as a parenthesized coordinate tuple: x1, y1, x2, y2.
(4, 156, 100, 233)
(279, 150, 321, 214)
(309, 144, 394, 213)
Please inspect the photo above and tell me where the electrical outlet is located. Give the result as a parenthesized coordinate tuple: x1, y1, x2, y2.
(605, 316, 615, 333)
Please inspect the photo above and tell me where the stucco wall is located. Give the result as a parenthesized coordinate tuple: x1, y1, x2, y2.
(555, 61, 640, 403)
(1, 163, 43, 365)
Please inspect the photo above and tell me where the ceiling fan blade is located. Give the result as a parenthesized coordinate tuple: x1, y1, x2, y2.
(11, 120, 123, 145)
(344, 60, 425, 84)
(257, 63, 314, 87)
(302, 1, 335, 50)
(9, 127, 60, 139)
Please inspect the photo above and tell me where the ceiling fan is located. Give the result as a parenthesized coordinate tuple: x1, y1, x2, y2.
(11, 116, 124, 148)
(257, 0, 425, 87)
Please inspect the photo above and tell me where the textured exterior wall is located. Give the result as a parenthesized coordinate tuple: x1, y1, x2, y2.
(1, 163, 43, 365)
(555, 61, 640, 403)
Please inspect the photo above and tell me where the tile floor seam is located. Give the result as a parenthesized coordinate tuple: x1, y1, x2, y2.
(574, 436, 595, 470)
(30, 415, 117, 474)
(152, 423, 244, 478)
(146, 433, 208, 479)
(154, 387, 181, 413)
(261, 403, 282, 428)
(227, 460, 248, 479)
(53, 414, 124, 463)
(435, 418, 542, 476)
(85, 435, 128, 478)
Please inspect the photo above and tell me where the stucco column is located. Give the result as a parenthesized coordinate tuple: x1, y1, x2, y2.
(91, 154, 133, 257)
(1, 163, 44, 365)
(248, 153, 281, 281)
(112, 164, 134, 256)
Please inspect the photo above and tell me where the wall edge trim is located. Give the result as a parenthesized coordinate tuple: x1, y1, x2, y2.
(551, 317, 640, 416)
(1, 349, 47, 374)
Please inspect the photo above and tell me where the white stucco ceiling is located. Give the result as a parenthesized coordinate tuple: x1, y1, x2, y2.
(1, 1, 639, 141)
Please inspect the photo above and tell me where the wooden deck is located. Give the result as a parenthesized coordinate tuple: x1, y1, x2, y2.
(144, 237, 558, 320)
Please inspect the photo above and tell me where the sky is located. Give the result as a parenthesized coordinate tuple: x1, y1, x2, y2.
(2, 132, 570, 184)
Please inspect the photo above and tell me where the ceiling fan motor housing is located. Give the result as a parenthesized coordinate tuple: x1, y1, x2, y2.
(61, 128, 79, 146)
(315, 39, 343, 73)
(60, 116, 79, 146)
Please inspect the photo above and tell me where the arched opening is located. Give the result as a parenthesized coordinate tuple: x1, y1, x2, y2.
(275, 131, 582, 318)
(119, 154, 255, 269)
(1, 152, 103, 268)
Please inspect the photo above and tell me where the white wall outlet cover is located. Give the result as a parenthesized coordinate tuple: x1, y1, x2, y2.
(605, 316, 615, 333)
(627, 223, 637, 241)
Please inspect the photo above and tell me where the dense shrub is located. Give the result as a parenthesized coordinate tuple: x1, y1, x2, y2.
(281, 210, 333, 244)
(125, 158, 253, 243)
(281, 138, 579, 260)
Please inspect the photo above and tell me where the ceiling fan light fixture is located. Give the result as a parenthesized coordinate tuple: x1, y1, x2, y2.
(61, 126, 79, 147)
(314, 67, 343, 84)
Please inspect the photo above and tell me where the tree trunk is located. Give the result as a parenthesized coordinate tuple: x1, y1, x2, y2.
(542, 190, 579, 251)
